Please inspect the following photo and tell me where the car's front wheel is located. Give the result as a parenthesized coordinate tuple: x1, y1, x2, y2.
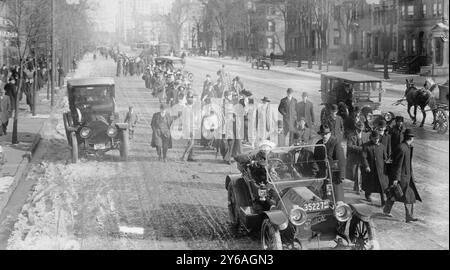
(70, 132, 78, 164)
(349, 216, 377, 250)
(227, 185, 240, 231)
(261, 219, 282, 250)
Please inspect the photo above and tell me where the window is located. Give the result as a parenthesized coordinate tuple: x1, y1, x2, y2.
(412, 39, 417, 53)
(423, 4, 427, 16)
(333, 29, 341, 46)
(374, 36, 379, 57)
(407, 5, 414, 17)
(401, 5, 405, 16)
(438, 3, 442, 15)
(268, 21, 275, 32)
(402, 38, 407, 53)
(433, 3, 438, 16)
(267, 37, 274, 50)
(374, 8, 379, 25)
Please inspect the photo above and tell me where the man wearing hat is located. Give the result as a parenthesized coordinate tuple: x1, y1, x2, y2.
(322, 104, 345, 143)
(361, 131, 390, 206)
(384, 129, 422, 223)
(313, 125, 346, 203)
(278, 88, 298, 146)
(296, 92, 315, 130)
(151, 103, 173, 162)
(293, 117, 313, 145)
(346, 121, 370, 194)
(376, 119, 392, 162)
(390, 116, 405, 150)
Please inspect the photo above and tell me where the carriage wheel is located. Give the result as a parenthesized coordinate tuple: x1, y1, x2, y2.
(434, 109, 448, 134)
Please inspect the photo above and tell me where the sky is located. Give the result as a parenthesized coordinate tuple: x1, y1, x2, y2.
(89, 0, 119, 32)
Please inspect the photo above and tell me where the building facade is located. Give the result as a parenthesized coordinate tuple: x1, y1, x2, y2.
(0, 2, 17, 67)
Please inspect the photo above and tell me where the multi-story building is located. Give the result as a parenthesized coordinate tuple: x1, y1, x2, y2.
(0, 2, 17, 66)
(116, 0, 173, 44)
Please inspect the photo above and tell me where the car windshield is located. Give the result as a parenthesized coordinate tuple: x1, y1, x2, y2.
(265, 145, 329, 184)
(73, 86, 113, 105)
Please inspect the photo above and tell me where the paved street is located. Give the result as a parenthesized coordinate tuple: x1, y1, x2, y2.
(3, 55, 448, 250)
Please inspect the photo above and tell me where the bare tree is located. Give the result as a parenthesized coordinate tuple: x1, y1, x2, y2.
(163, 0, 193, 52)
(335, 0, 360, 71)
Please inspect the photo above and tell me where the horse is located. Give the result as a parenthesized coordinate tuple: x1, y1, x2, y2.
(404, 78, 436, 128)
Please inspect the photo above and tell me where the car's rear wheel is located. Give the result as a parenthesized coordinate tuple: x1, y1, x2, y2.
(261, 218, 282, 250)
(120, 129, 129, 161)
(70, 132, 79, 164)
(349, 216, 376, 250)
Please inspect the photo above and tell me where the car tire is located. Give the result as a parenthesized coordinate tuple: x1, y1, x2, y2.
(63, 113, 71, 145)
(70, 132, 79, 164)
(120, 129, 129, 161)
(261, 218, 282, 250)
(349, 216, 376, 250)
(227, 185, 240, 231)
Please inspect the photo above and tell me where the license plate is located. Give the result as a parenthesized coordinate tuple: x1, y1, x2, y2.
(94, 144, 106, 150)
(303, 201, 329, 212)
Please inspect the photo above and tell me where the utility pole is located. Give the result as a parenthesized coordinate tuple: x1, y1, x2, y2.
(51, 0, 56, 107)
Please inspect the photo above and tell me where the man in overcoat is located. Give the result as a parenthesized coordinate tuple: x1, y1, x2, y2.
(0, 88, 12, 135)
(323, 104, 344, 143)
(313, 125, 346, 203)
(151, 103, 173, 162)
(346, 121, 370, 194)
(383, 129, 422, 223)
(389, 116, 405, 151)
(296, 92, 315, 129)
(278, 88, 297, 146)
(362, 131, 390, 206)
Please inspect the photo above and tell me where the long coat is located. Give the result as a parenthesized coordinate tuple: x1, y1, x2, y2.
(391, 143, 422, 204)
(389, 126, 404, 151)
(0, 95, 12, 124)
(361, 142, 390, 194)
(380, 134, 392, 160)
(296, 101, 315, 129)
(278, 97, 297, 135)
(314, 136, 346, 182)
(151, 112, 173, 149)
(323, 115, 345, 142)
(346, 130, 370, 182)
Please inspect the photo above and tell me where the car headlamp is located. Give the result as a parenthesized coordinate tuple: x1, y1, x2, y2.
(290, 206, 307, 226)
(384, 112, 394, 122)
(107, 126, 118, 138)
(334, 203, 352, 222)
(80, 127, 92, 139)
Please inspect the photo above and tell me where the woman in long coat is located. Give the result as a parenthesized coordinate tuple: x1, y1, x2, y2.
(151, 103, 173, 162)
(361, 131, 390, 206)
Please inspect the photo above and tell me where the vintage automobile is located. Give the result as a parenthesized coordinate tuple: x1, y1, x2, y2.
(154, 56, 194, 82)
(226, 144, 378, 250)
(251, 56, 271, 70)
(320, 72, 395, 131)
(63, 77, 129, 163)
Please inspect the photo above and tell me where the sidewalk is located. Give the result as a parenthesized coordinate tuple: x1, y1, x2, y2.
(0, 85, 66, 215)
(195, 55, 449, 92)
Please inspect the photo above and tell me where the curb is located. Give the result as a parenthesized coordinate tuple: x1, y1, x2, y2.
(0, 134, 42, 217)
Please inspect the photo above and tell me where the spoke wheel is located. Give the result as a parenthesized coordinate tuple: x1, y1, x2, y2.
(349, 216, 375, 250)
(261, 219, 282, 250)
(434, 109, 448, 134)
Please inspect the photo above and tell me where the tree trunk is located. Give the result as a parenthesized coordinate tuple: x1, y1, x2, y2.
(12, 64, 24, 145)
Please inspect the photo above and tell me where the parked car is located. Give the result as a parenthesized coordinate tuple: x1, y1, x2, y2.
(63, 77, 129, 163)
(226, 144, 378, 250)
(251, 56, 271, 70)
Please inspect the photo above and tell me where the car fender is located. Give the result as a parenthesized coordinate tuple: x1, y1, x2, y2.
(349, 204, 372, 222)
(115, 123, 128, 130)
(263, 210, 288, 226)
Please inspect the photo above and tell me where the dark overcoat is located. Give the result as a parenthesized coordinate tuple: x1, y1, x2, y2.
(389, 126, 404, 150)
(323, 115, 345, 142)
(391, 143, 422, 204)
(380, 134, 392, 160)
(296, 100, 315, 129)
(314, 136, 346, 182)
(151, 112, 173, 149)
(278, 97, 298, 135)
(346, 131, 370, 182)
(361, 142, 390, 194)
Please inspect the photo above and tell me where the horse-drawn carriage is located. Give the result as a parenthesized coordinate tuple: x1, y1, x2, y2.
(320, 72, 395, 131)
(434, 81, 449, 134)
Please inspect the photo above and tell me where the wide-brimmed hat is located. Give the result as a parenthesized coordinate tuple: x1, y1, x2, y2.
(261, 97, 271, 103)
(404, 129, 415, 138)
(241, 89, 253, 97)
(318, 125, 331, 135)
(355, 121, 365, 131)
